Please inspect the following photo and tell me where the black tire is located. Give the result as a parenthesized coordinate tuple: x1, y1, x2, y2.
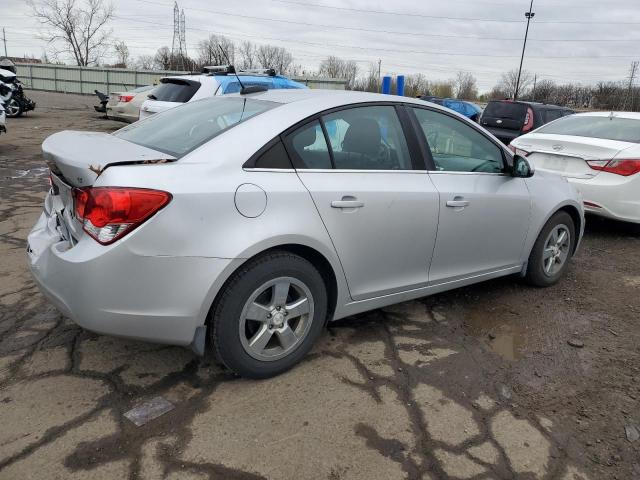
(525, 211, 576, 287)
(210, 251, 328, 379)
(6, 98, 23, 118)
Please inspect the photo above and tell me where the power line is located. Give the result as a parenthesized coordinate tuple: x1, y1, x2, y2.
(270, 0, 640, 25)
(111, 15, 640, 60)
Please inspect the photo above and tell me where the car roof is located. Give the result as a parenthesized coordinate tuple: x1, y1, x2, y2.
(228, 88, 438, 106)
(161, 73, 299, 84)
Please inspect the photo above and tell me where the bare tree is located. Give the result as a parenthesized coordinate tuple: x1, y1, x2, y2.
(256, 44, 293, 74)
(154, 46, 172, 70)
(430, 80, 455, 98)
(29, 0, 114, 66)
(352, 63, 380, 93)
(135, 54, 155, 70)
(403, 73, 429, 97)
(238, 41, 256, 70)
(318, 56, 358, 89)
(498, 69, 534, 99)
(113, 40, 129, 68)
(454, 71, 478, 100)
(197, 34, 235, 67)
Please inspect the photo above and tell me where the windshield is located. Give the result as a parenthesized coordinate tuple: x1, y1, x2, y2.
(114, 97, 278, 157)
(536, 115, 640, 143)
(151, 79, 200, 102)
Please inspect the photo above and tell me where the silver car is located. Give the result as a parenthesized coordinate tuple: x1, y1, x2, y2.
(27, 90, 584, 378)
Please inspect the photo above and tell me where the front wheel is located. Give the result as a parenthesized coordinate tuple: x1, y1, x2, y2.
(525, 211, 576, 287)
(211, 251, 328, 379)
(5, 98, 22, 118)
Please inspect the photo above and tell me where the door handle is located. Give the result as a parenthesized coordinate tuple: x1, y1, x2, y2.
(446, 197, 470, 208)
(331, 196, 364, 209)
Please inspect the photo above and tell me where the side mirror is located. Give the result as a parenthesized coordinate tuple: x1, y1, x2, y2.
(512, 155, 534, 178)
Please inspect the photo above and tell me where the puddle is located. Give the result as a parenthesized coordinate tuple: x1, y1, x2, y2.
(464, 312, 526, 361)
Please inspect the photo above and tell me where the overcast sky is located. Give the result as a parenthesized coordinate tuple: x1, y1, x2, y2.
(2, 0, 640, 91)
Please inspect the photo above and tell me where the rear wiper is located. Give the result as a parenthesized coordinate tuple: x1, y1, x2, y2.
(147, 94, 157, 100)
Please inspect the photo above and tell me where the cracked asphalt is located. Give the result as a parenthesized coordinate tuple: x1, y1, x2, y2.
(1, 91, 639, 480)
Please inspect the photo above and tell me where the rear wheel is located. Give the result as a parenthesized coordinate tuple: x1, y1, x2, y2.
(525, 211, 576, 287)
(5, 98, 22, 118)
(211, 251, 327, 379)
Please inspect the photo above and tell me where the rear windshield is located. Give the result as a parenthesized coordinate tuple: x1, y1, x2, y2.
(151, 79, 200, 102)
(114, 97, 278, 157)
(536, 115, 640, 143)
(132, 85, 154, 93)
(483, 101, 526, 120)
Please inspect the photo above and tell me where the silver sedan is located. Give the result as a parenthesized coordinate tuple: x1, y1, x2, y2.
(27, 90, 584, 378)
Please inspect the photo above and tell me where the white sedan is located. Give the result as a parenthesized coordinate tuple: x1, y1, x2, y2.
(106, 85, 155, 123)
(510, 111, 640, 224)
(28, 90, 583, 378)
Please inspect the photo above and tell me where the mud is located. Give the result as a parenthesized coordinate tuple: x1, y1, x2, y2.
(0, 91, 639, 479)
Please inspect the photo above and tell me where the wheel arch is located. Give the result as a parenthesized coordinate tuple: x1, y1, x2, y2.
(204, 242, 342, 333)
(556, 204, 582, 255)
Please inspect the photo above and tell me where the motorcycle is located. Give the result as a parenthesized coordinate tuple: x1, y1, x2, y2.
(0, 67, 36, 118)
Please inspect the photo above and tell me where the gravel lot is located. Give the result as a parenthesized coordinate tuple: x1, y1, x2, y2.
(0, 90, 639, 480)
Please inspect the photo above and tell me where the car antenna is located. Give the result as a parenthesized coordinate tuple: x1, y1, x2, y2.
(217, 44, 267, 95)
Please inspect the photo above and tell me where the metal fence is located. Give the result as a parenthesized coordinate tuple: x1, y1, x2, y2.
(14, 63, 347, 94)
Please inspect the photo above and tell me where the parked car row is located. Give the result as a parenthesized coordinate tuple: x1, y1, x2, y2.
(99, 65, 306, 124)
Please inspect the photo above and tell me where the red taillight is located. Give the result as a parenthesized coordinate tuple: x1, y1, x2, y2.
(119, 95, 134, 103)
(508, 144, 530, 157)
(522, 107, 534, 132)
(586, 159, 640, 177)
(73, 187, 171, 245)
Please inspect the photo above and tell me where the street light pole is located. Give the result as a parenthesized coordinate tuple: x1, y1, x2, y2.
(514, 0, 535, 101)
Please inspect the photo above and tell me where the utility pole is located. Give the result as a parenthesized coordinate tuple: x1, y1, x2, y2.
(377, 59, 381, 92)
(514, 0, 534, 101)
(623, 61, 639, 111)
(2, 28, 7, 57)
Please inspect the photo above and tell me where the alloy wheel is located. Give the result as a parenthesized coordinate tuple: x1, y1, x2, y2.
(239, 277, 315, 361)
(542, 224, 571, 276)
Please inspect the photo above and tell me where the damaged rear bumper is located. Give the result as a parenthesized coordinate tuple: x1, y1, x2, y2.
(27, 208, 234, 347)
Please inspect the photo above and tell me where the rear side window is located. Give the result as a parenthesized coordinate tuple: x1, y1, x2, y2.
(224, 79, 273, 94)
(483, 101, 526, 120)
(252, 140, 292, 169)
(536, 115, 640, 143)
(285, 120, 333, 169)
(152, 79, 200, 102)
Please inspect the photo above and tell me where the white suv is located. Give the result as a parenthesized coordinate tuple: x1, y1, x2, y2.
(139, 66, 305, 120)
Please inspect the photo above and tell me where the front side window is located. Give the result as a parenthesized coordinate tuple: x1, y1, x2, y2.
(412, 108, 505, 173)
(115, 97, 277, 158)
(322, 106, 412, 170)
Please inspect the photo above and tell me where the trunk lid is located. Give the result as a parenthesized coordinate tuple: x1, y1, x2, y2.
(515, 133, 635, 179)
(42, 130, 176, 187)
